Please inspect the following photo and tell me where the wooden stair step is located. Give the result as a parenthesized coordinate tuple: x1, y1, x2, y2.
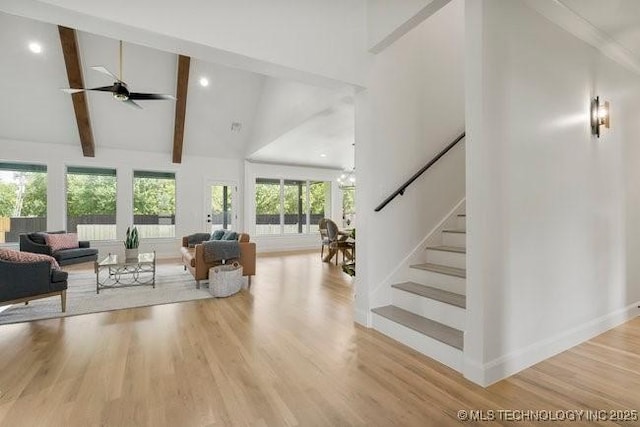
(457, 213, 466, 217)
(426, 245, 466, 254)
(442, 229, 466, 234)
(410, 263, 466, 278)
(371, 305, 463, 350)
(392, 282, 466, 308)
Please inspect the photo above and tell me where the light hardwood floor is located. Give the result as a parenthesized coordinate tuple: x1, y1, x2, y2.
(0, 251, 638, 426)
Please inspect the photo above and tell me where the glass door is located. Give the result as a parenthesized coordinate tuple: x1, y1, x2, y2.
(205, 181, 236, 232)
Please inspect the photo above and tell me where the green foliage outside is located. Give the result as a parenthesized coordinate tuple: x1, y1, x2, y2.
(0, 182, 17, 217)
(255, 180, 329, 216)
(0, 172, 47, 217)
(1, 173, 175, 219)
(255, 182, 280, 214)
(67, 175, 116, 216)
(133, 177, 176, 215)
(342, 187, 355, 214)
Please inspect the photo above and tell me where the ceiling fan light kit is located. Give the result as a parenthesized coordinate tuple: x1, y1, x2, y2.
(61, 40, 176, 109)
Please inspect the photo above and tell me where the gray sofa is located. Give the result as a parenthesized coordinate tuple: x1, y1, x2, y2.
(0, 259, 68, 311)
(20, 231, 98, 266)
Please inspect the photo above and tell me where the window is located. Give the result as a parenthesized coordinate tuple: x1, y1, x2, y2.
(0, 163, 47, 243)
(255, 178, 331, 235)
(66, 167, 117, 240)
(255, 178, 281, 235)
(283, 180, 307, 234)
(133, 171, 176, 238)
(310, 181, 331, 232)
(342, 187, 355, 228)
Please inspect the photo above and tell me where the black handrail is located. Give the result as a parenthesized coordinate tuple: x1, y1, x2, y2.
(374, 132, 466, 212)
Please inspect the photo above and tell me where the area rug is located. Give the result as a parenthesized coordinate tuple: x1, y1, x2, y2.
(0, 264, 212, 325)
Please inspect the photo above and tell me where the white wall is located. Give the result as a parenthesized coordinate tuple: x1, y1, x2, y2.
(2, 0, 370, 88)
(465, 0, 640, 386)
(244, 161, 342, 253)
(366, 0, 451, 52)
(355, 0, 465, 325)
(246, 77, 352, 157)
(0, 138, 243, 258)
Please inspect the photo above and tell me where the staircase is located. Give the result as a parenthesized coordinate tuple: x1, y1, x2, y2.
(371, 212, 466, 371)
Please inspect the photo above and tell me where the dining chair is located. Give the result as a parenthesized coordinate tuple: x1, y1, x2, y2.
(325, 219, 351, 265)
(318, 218, 331, 259)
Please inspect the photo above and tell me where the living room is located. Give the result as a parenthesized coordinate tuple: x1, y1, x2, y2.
(0, 9, 357, 316)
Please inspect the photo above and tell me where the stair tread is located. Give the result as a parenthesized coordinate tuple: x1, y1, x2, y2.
(442, 228, 466, 234)
(392, 282, 466, 308)
(410, 263, 466, 278)
(372, 305, 463, 350)
(457, 214, 466, 217)
(426, 245, 466, 254)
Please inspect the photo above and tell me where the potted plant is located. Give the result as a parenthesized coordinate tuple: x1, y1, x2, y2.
(124, 226, 139, 259)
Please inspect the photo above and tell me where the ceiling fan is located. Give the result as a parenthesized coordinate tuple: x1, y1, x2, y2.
(61, 40, 176, 109)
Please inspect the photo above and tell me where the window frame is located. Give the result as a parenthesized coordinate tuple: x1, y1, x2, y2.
(254, 177, 331, 236)
(65, 166, 118, 242)
(132, 170, 177, 239)
(0, 162, 48, 244)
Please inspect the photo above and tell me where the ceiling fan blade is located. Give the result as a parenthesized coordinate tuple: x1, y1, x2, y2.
(61, 85, 117, 94)
(124, 99, 142, 109)
(129, 92, 176, 101)
(87, 85, 118, 92)
(91, 66, 123, 82)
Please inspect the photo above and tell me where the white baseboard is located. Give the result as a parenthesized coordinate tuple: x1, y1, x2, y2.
(464, 302, 640, 386)
(354, 307, 370, 327)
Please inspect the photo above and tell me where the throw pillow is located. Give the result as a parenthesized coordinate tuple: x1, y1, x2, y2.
(223, 231, 238, 241)
(210, 230, 226, 240)
(44, 233, 79, 252)
(0, 248, 60, 270)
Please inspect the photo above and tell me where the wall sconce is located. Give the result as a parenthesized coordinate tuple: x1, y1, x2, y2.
(591, 96, 610, 138)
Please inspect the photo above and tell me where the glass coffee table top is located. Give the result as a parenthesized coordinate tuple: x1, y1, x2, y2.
(99, 252, 156, 267)
(95, 252, 156, 293)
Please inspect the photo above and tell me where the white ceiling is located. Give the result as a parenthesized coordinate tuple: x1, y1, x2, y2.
(560, 0, 640, 59)
(0, 11, 354, 168)
(249, 98, 354, 170)
(0, 13, 78, 146)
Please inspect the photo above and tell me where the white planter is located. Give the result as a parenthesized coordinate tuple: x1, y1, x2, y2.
(125, 248, 139, 260)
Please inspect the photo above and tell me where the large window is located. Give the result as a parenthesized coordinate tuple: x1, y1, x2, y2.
(284, 180, 307, 234)
(310, 181, 330, 232)
(0, 163, 47, 243)
(342, 187, 355, 228)
(255, 178, 331, 235)
(66, 167, 117, 240)
(255, 178, 281, 235)
(133, 171, 176, 238)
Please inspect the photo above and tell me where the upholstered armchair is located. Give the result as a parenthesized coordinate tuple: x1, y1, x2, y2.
(180, 232, 256, 288)
(0, 258, 68, 312)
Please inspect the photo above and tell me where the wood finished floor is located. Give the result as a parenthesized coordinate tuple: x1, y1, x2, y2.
(0, 251, 638, 426)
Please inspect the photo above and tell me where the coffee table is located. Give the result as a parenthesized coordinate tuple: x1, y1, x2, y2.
(95, 252, 156, 294)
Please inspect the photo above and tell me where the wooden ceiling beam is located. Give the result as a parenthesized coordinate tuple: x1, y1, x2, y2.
(172, 55, 190, 164)
(58, 26, 95, 157)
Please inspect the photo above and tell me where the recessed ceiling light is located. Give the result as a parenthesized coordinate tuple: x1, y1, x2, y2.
(320, 153, 327, 158)
(28, 42, 42, 54)
(199, 77, 209, 87)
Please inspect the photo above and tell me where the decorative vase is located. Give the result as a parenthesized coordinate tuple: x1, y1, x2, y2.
(125, 248, 139, 260)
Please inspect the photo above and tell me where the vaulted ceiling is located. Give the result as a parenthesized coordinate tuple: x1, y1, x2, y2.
(0, 11, 355, 169)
